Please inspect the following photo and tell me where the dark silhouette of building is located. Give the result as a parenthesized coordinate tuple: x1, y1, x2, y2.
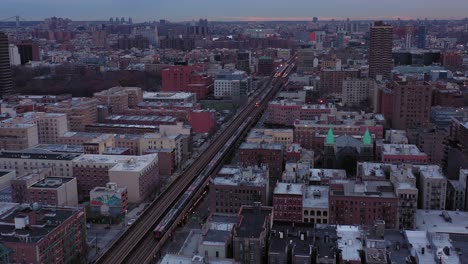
(116, 35, 149, 50)
(441, 52, 463, 72)
(257, 56, 274, 76)
(236, 50, 251, 73)
(17, 41, 40, 64)
(187, 19, 209, 36)
(393, 50, 440, 66)
(0, 32, 13, 97)
(160, 37, 195, 51)
(417, 25, 427, 49)
(369, 21, 393, 80)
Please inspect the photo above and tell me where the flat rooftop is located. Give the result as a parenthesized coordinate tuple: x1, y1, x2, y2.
(303, 186, 329, 209)
(143, 92, 194, 100)
(310, 169, 347, 181)
(0, 204, 82, 243)
(413, 165, 446, 179)
(31, 144, 84, 153)
(330, 180, 396, 198)
(337, 225, 362, 262)
(359, 162, 387, 178)
(415, 210, 468, 235)
(86, 123, 159, 129)
(239, 142, 283, 150)
(105, 115, 177, 122)
(213, 166, 268, 187)
(160, 254, 236, 264)
(237, 206, 272, 238)
(274, 182, 303, 196)
(382, 144, 426, 156)
(73, 154, 157, 172)
(0, 150, 81, 161)
(61, 131, 110, 139)
(30, 177, 74, 189)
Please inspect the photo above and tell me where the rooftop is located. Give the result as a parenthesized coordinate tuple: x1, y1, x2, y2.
(160, 254, 236, 264)
(337, 225, 362, 262)
(30, 177, 74, 189)
(0, 203, 82, 243)
(105, 115, 177, 123)
(0, 150, 81, 161)
(330, 180, 396, 198)
(382, 144, 427, 156)
(413, 165, 446, 180)
(61, 131, 111, 140)
(31, 144, 84, 153)
(202, 229, 230, 244)
(237, 205, 272, 238)
(239, 142, 283, 151)
(415, 210, 468, 235)
(73, 154, 157, 172)
(310, 168, 347, 182)
(274, 182, 303, 196)
(87, 123, 159, 129)
(143, 92, 194, 100)
(213, 166, 268, 187)
(303, 186, 329, 209)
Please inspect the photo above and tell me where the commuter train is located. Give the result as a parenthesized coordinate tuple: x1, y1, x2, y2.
(153, 116, 253, 239)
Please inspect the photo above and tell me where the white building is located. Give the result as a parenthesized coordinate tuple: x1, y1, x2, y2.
(0, 150, 80, 177)
(214, 70, 251, 98)
(8, 44, 21, 66)
(73, 154, 158, 203)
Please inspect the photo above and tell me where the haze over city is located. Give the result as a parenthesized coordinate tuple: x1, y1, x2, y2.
(2, 0, 468, 21)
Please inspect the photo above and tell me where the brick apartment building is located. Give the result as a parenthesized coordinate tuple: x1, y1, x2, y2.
(162, 65, 213, 100)
(0, 204, 86, 264)
(210, 166, 269, 214)
(329, 180, 399, 229)
(239, 142, 284, 194)
(273, 182, 304, 223)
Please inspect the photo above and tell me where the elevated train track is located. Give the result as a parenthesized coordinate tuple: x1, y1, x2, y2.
(96, 56, 296, 264)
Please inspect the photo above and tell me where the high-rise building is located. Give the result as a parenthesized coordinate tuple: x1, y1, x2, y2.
(8, 44, 20, 66)
(368, 21, 393, 80)
(417, 25, 426, 49)
(236, 50, 251, 73)
(17, 41, 40, 64)
(0, 32, 13, 97)
(391, 81, 432, 130)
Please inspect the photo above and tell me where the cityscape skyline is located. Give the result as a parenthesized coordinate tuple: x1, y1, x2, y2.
(2, 0, 468, 22)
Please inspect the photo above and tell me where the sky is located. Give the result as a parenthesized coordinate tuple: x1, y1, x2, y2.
(2, 0, 468, 22)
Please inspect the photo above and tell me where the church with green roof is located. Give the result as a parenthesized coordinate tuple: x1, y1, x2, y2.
(323, 128, 374, 175)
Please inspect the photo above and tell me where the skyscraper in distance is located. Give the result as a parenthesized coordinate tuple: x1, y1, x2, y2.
(417, 25, 427, 49)
(369, 21, 393, 80)
(0, 32, 13, 97)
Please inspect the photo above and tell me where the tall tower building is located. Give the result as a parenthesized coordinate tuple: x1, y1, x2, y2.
(369, 21, 393, 80)
(0, 32, 13, 97)
(417, 25, 427, 49)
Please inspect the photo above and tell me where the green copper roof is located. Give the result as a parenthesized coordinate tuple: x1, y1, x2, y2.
(363, 128, 372, 145)
(326, 128, 335, 145)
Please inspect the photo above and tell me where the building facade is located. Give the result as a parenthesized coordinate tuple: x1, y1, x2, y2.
(368, 21, 393, 80)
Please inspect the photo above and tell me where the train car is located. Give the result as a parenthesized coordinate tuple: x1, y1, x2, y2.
(153, 208, 177, 239)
